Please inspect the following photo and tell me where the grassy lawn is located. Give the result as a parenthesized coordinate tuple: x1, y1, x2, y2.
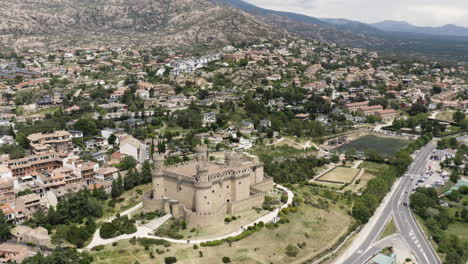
(359, 161, 390, 174)
(379, 219, 397, 240)
(446, 222, 468, 241)
(317, 167, 359, 184)
(98, 183, 152, 222)
(90, 185, 355, 264)
(333, 136, 412, 158)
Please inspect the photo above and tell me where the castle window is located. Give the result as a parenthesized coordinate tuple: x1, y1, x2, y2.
(227, 199, 230, 203)
(239, 181, 241, 184)
(204, 196, 207, 199)
(212, 190, 215, 193)
(227, 185, 229, 189)
(179, 187, 182, 191)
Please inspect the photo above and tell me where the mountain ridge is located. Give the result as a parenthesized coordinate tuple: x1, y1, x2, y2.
(371, 20, 468, 37)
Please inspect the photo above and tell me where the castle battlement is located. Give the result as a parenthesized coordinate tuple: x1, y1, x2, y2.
(143, 147, 273, 227)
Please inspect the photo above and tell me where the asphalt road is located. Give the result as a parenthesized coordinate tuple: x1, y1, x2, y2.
(339, 143, 440, 264)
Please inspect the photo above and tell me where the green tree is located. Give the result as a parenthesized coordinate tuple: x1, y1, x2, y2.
(453, 111, 465, 124)
(117, 156, 137, 170)
(0, 212, 11, 242)
(111, 175, 124, 198)
(23, 247, 93, 264)
(74, 118, 98, 137)
(165, 256, 178, 264)
(141, 161, 152, 184)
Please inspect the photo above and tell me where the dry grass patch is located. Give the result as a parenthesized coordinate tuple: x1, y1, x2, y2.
(90, 186, 354, 264)
(344, 172, 375, 193)
(317, 167, 359, 184)
(435, 111, 455, 123)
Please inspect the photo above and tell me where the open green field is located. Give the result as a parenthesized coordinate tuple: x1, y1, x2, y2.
(446, 222, 468, 241)
(333, 135, 411, 158)
(90, 186, 355, 264)
(317, 167, 359, 184)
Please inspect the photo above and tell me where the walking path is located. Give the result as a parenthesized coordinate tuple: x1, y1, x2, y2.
(85, 184, 294, 250)
(351, 160, 363, 169)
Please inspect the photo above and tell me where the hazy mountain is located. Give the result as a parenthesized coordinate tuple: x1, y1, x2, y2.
(371, 20, 468, 37)
(320, 18, 384, 36)
(0, 0, 287, 50)
(218, 0, 388, 48)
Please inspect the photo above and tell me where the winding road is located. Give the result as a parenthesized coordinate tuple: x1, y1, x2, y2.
(335, 143, 440, 264)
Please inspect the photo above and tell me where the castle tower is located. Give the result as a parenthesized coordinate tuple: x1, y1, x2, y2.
(225, 151, 243, 167)
(195, 145, 208, 161)
(196, 162, 209, 182)
(152, 153, 165, 199)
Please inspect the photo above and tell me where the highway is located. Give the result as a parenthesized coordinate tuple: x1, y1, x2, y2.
(335, 143, 440, 264)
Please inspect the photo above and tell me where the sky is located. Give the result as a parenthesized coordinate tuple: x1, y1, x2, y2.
(243, 0, 468, 27)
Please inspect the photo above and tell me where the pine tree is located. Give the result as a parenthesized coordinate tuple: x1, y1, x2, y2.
(111, 174, 123, 198)
(141, 160, 152, 184)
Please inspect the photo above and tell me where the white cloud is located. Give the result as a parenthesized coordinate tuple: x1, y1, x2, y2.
(243, 0, 468, 27)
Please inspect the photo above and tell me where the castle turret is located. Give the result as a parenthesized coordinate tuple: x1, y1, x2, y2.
(152, 152, 165, 170)
(196, 162, 209, 182)
(196, 145, 208, 161)
(225, 151, 243, 167)
(152, 153, 165, 199)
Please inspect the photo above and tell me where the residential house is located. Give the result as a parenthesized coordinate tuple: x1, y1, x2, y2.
(0, 243, 28, 263)
(119, 135, 148, 164)
(27, 131, 73, 154)
(0, 179, 14, 205)
(10, 225, 52, 248)
(15, 193, 47, 219)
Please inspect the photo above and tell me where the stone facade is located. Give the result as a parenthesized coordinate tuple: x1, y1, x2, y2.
(143, 146, 273, 227)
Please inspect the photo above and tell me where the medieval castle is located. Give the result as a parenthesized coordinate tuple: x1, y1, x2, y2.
(143, 146, 274, 227)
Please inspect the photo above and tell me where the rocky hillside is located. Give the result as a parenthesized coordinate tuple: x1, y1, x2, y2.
(0, 0, 287, 50)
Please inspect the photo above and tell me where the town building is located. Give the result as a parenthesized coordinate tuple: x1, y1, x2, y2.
(345, 101, 369, 112)
(143, 146, 274, 227)
(119, 135, 149, 164)
(10, 225, 52, 248)
(6, 153, 63, 177)
(357, 105, 384, 116)
(27, 131, 73, 154)
(0, 243, 28, 263)
(376, 109, 398, 121)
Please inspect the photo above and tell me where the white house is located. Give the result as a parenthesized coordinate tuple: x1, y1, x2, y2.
(119, 135, 149, 164)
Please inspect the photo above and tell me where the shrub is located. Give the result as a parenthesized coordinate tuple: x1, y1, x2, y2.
(224, 217, 231, 223)
(285, 244, 299, 257)
(222, 256, 231, 263)
(281, 195, 288, 203)
(92, 245, 105, 251)
(138, 238, 168, 247)
(164, 256, 177, 264)
(201, 240, 224, 247)
(112, 242, 118, 247)
(193, 244, 198, 250)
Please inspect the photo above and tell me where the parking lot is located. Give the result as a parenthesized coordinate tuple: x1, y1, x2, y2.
(413, 149, 453, 189)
